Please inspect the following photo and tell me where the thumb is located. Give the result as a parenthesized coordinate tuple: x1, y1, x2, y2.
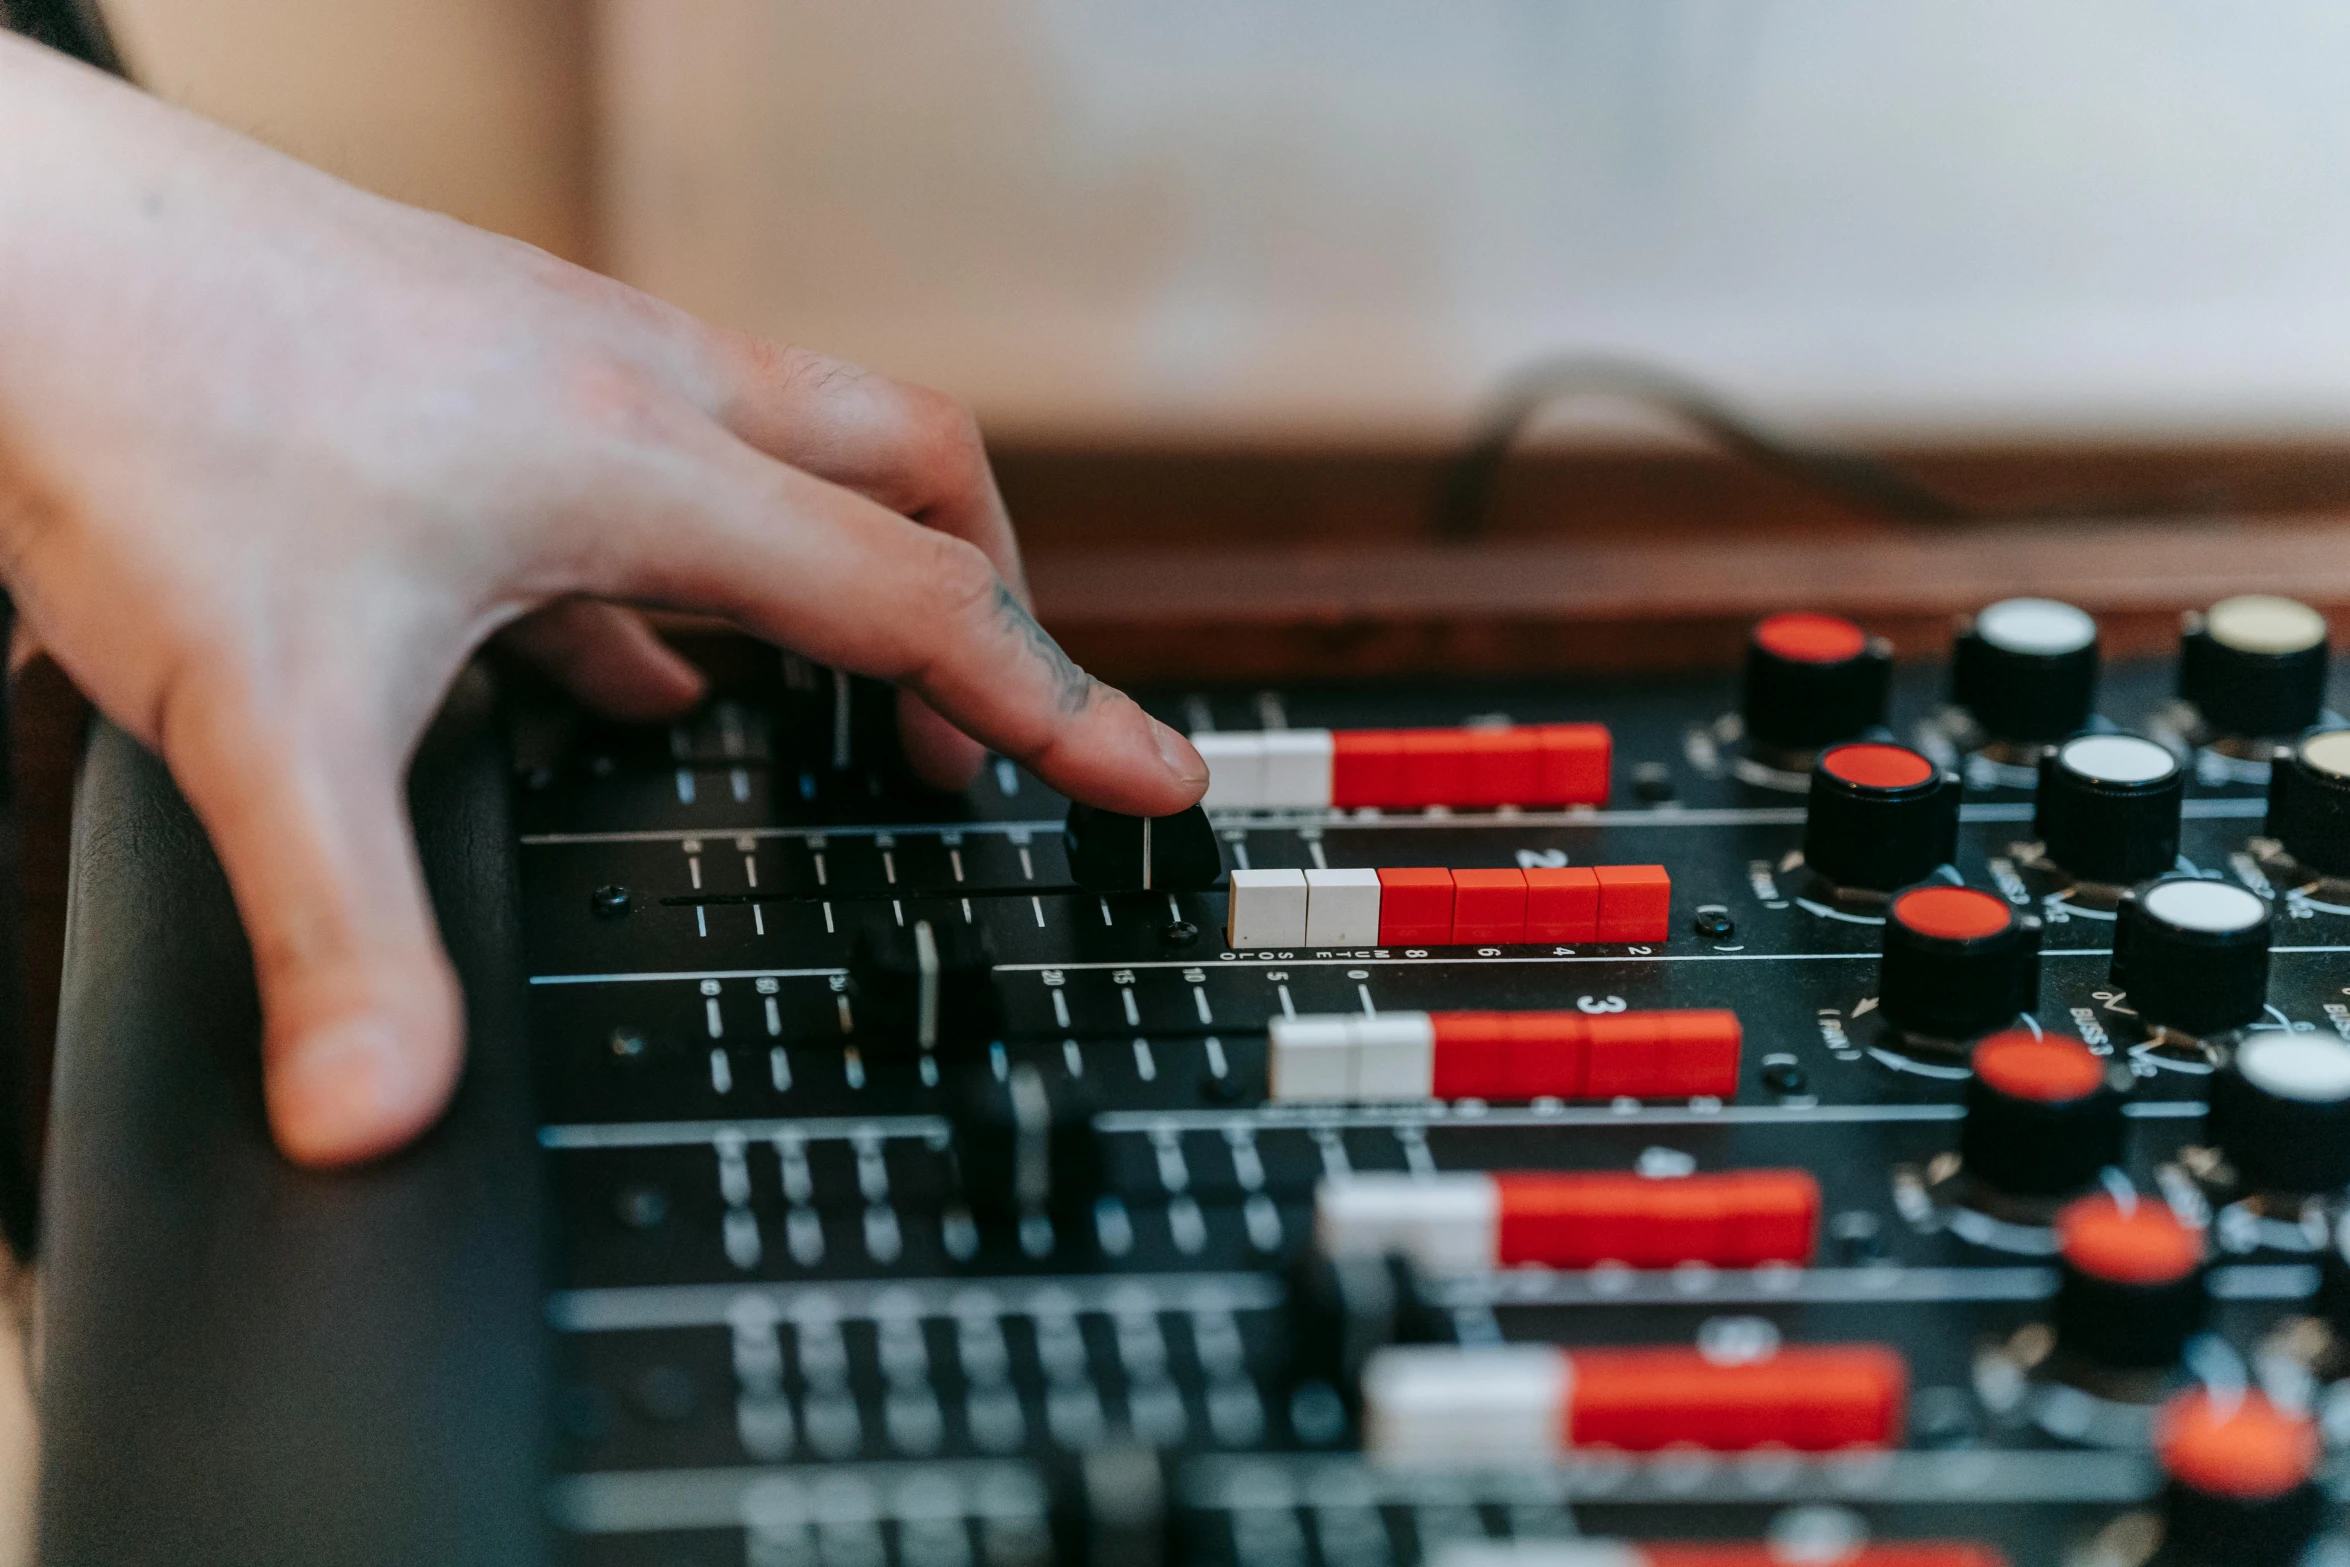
(160, 677, 462, 1167)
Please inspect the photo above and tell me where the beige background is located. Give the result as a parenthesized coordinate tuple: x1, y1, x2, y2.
(95, 0, 2350, 447)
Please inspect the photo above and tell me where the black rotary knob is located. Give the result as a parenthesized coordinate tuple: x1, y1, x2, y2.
(1962, 1030, 2126, 1198)
(1879, 886, 2042, 1044)
(1064, 801, 1225, 893)
(2157, 1389, 2325, 1567)
(2034, 732, 2184, 886)
(2180, 594, 2330, 743)
(2110, 876, 2273, 1039)
(2209, 1034, 2350, 1194)
(2265, 727, 2350, 878)
(1803, 742, 1960, 892)
(1741, 612, 1891, 757)
(2052, 1193, 2209, 1372)
(951, 1062, 1102, 1224)
(1951, 597, 2101, 745)
(849, 918, 1002, 1052)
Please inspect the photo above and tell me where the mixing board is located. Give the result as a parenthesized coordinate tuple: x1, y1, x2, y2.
(38, 596, 2350, 1567)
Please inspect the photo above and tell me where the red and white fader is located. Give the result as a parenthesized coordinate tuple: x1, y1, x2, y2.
(1227, 864, 1671, 949)
(1362, 1342, 1907, 1462)
(1193, 724, 1611, 811)
(1268, 1009, 1741, 1103)
(1438, 1544, 2002, 1567)
(1315, 1169, 1819, 1272)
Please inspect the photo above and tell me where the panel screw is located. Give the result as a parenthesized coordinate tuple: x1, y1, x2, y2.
(591, 884, 633, 919)
(1761, 1060, 1808, 1094)
(609, 1026, 651, 1064)
(614, 1182, 670, 1229)
(1160, 920, 1199, 948)
(1693, 907, 1736, 939)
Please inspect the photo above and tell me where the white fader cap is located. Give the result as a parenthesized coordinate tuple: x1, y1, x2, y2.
(1226, 868, 1307, 948)
(1315, 1173, 1500, 1273)
(1192, 731, 1335, 810)
(1361, 1343, 1569, 1466)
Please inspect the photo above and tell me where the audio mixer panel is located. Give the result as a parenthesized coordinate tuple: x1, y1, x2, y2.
(513, 599, 2350, 1567)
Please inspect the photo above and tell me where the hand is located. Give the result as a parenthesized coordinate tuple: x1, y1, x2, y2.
(0, 36, 1207, 1166)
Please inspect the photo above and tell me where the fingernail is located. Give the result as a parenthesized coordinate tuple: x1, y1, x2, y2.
(1151, 718, 1208, 786)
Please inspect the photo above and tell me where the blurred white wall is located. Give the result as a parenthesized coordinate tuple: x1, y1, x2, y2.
(597, 0, 2350, 444)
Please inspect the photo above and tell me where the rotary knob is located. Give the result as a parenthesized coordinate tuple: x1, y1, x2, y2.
(1740, 612, 1891, 760)
(1951, 597, 2101, 746)
(2264, 727, 2350, 878)
(2209, 1034, 2350, 1195)
(1801, 743, 1960, 894)
(1879, 886, 2042, 1045)
(2052, 1193, 2209, 1373)
(2157, 1389, 2324, 1567)
(1961, 1031, 2125, 1199)
(2180, 594, 2330, 744)
(2110, 876, 2273, 1039)
(2034, 733, 2184, 887)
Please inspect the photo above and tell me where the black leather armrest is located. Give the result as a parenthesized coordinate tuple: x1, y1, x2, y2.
(35, 668, 547, 1565)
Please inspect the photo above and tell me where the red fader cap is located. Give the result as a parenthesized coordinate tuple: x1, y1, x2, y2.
(1565, 1344, 1907, 1450)
(1595, 865, 1672, 943)
(1450, 868, 1530, 943)
(1375, 867, 1455, 945)
(1493, 1170, 1818, 1268)
(1526, 866, 1600, 942)
(1428, 1009, 1739, 1101)
(1647, 1548, 2005, 1567)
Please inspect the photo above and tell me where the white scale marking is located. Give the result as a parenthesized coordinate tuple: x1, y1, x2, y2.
(516, 796, 2268, 846)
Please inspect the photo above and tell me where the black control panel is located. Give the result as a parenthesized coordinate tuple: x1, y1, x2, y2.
(39, 602, 2350, 1567)
(517, 604, 2350, 1567)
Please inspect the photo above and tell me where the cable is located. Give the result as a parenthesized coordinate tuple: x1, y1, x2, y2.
(1435, 351, 2350, 542)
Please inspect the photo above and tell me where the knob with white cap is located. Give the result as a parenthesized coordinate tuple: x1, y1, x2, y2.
(2180, 595, 2330, 743)
(2110, 876, 2273, 1040)
(2034, 733, 2184, 887)
(2264, 727, 2350, 878)
(2210, 1034, 2350, 1194)
(1952, 598, 2101, 746)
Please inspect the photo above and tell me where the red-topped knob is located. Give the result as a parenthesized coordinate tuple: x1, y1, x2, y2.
(1878, 887, 2042, 1045)
(2052, 1194, 2208, 1372)
(1960, 1031, 2124, 1200)
(1742, 612, 1892, 761)
(1802, 742, 1960, 894)
(2158, 1389, 2324, 1566)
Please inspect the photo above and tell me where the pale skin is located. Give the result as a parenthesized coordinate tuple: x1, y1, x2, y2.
(0, 34, 1208, 1167)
